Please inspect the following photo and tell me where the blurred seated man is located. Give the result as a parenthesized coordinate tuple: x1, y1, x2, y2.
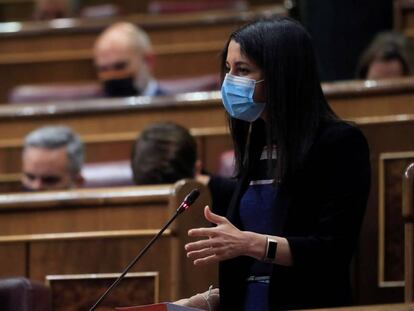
(132, 122, 235, 213)
(22, 126, 84, 191)
(33, 0, 78, 20)
(131, 122, 199, 185)
(356, 31, 414, 80)
(94, 22, 166, 98)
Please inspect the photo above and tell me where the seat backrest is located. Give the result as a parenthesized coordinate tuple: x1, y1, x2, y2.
(8, 74, 220, 104)
(82, 160, 134, 188)
(148, 0, 248, 13)
(79, 4, 121, 19)
(8, 82, 103, 103)
(159, 74, 220, 94)
(0, 277, 52, 311)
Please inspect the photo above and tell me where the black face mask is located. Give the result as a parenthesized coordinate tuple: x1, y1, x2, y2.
(103, 77, 140, 97)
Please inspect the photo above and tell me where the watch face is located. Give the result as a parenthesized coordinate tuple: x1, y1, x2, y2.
(267, 240, 277, 260)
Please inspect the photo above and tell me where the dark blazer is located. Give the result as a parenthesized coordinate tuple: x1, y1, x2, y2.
(215, 120, 371, 310)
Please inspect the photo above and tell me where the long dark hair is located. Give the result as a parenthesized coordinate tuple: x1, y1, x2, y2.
(131, 122, 197, 185)
(221, 16, 337, 184)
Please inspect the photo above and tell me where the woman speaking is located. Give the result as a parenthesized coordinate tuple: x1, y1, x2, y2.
(178, 16, 371, 311)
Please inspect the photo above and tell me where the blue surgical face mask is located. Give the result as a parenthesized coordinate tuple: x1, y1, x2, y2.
(221, 73, 265, 122)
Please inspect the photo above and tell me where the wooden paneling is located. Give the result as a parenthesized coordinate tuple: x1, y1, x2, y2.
(351, 115, 414, 304)
(394, 0, 414, 38)
(0, 242, 26, 276)
(0, 180, 218, 302)
(46, 272, 158, 311)
(402, 162, 414, 302)
(378, 153, 414, 287)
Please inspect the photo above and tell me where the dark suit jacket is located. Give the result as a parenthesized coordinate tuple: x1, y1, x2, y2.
(215, 120, 371, 310)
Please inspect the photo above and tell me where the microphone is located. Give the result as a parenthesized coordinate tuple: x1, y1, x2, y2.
(89, 189, 200, 311)
(177, 188, 201, 213)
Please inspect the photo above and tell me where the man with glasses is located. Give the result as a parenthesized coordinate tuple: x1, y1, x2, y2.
(21, 126, 84, 191)
(93, 22, 165, 98)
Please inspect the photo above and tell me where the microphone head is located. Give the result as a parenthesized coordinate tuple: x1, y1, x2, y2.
(184, 189, 200, 205)
(177, 189, 200, 213)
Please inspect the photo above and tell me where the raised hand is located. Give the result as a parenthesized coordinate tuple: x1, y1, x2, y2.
(185, 206, 264, 265)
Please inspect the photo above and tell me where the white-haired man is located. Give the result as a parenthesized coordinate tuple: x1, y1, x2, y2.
(21, 126, 84, 191)
(94, 22, 165, 97)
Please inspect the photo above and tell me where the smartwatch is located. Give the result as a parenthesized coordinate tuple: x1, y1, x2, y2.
(264, 236, 278, 263)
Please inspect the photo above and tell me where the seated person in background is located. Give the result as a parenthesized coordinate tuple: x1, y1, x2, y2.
(94, 22, 165, 98)
(356, 31, 414, 80)
(33, 0, 78, 20)
(22, 126, 84, 191)
(131, 122, 199, 185)
(131, 122, 235, 214)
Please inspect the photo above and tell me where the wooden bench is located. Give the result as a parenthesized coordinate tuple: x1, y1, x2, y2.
(323, 77, 414, 118)
(1, 115, 414, 307)
(0, 77, 413, 139)
(0, 77, 412, 175)
(0, 179, 218, 304)
(1, 114, 414, 306)
(0, 5, 285, 102)
(0, 75, 407, 149)
(0, 0, 278, 22)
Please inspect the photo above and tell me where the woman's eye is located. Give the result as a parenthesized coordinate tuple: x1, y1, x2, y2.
(238, 68, 250, 75)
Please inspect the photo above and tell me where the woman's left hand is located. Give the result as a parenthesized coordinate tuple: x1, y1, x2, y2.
(185, 205, 253, 265)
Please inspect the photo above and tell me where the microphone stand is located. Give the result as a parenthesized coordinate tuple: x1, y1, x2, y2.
(89, 190, 199, 311)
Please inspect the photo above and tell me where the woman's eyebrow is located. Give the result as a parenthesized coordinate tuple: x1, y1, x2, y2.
(225, 60, 250, 66)
(234, 61, 250, 66)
